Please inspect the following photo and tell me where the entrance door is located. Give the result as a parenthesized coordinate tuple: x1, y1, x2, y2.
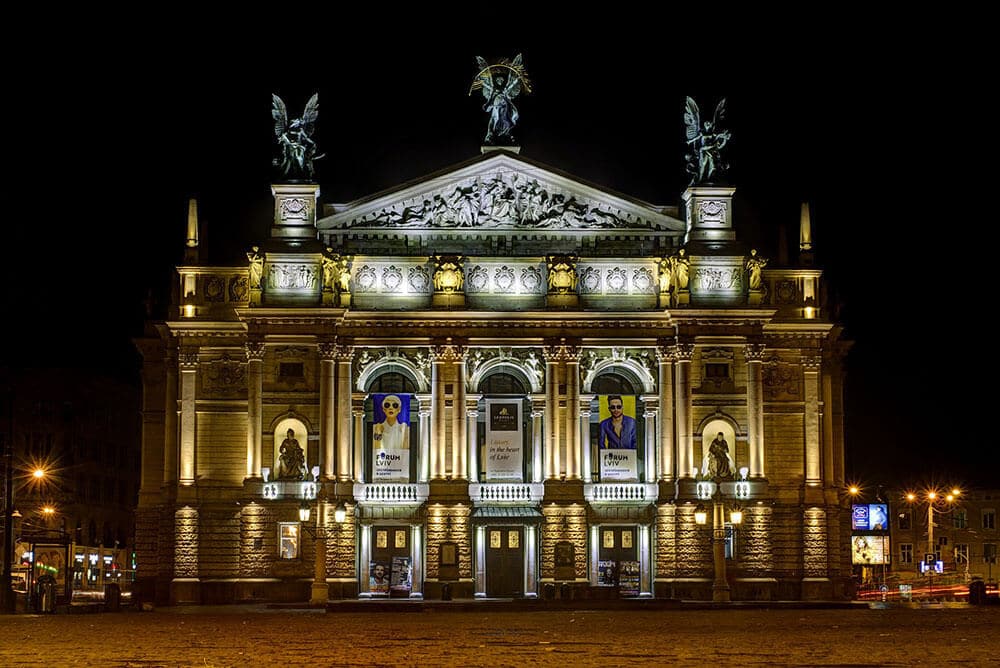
(486, 526, 524, 597)
(370, 525, 410, 597)
(597, 526, 638, 587)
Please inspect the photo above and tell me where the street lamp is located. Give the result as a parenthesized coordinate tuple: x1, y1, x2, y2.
(694, 467, 748, 602)
(2, 454, 47, 614)
(905, 487, 961, 599)
(300, 499, 349, 606)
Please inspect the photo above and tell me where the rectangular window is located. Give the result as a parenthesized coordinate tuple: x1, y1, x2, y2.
(953, 510, 967, 529)
(278, 523, 300, 560)
(984, 543, 997, 563)
(900, 543, 913, 564)
(278, 362, 304, 379)
(705, 363, 730, 379)
(938, 536, 948, 547)
(955, 544, 969, 564)
(898, 511, 911, 530)
(984, 510, 996, 530)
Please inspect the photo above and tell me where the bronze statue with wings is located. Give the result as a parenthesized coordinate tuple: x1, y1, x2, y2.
(684, 97, 731, 185)
(470, 54, 532, 145)
(272, 93, 324, 181)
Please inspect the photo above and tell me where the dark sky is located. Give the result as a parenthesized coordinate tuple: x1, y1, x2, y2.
(5, 33, 993, 489)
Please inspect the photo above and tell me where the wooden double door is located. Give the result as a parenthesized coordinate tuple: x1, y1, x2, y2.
(485, 525, 524, 597)
(370, 525, 410, 596)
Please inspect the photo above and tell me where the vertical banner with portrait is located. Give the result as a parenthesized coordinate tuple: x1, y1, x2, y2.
(597, 394, 638, 481)
(369, 560, 390, 595)
(390, 556, 412, 597)
(372, 393, 411, 481)
(485, 399, 523, 481)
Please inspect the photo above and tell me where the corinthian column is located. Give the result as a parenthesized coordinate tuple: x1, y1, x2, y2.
(318, 341, 337, 480)
(430, 349, 446, 479)
(745, 343, 766, 479)
(451, 346, 468, 479)
(673, 343, 694, 478)
(803, 354, 822, 486)
(178, 348, 199, 485)
(335, 343, 354, 482)
(163, 349, 178, 485)
(564, 346, 581, 480)
(655, 343, 675, 482)
(245, 342, 265, 480)
(543, 345, 561, 479)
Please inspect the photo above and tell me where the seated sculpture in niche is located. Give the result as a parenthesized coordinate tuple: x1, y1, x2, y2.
(275, 428, 305, 480)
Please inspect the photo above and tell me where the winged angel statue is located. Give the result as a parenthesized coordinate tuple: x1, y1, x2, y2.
(470, 54, 532, 145)
(684, 97, 731, 185)
(272, 93, 324, 181)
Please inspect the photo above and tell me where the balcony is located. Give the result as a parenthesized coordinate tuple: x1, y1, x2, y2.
(584, 482, 658, 504)
(353, 483, 428, 505)
(469, 483, 544, 506)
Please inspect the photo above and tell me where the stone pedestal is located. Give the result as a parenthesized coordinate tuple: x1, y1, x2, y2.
(432, 293, 466, 308)
(339, 291, 351, 308)
(270, 183, 320, 242)
(682, 186, 736, 247)
(673, 290, 690, 307)
(748, 289, 764, 306)
(546, 294, 579, 309)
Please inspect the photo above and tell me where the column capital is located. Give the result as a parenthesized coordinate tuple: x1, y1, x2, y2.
(431, 338, 466, 362)
(543, 337, 581, 361)
(466, 408, 480, 419)
(179, 349, 200, 369)
(245, 341, 266, 362)
(744, 343, 767, 361)
(655, 344, 676, 362)
(801, 354, 823, 371)
(318, 341, 338, 361)
(334, 344, 355, 362)
(673, 342, 695, 362)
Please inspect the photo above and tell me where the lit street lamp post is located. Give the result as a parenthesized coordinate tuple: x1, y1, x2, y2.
(906, 488, 961, 599)
(695, 468, 748, 603)
(2, 432, 13, 613)
(300, 498, 348, 606)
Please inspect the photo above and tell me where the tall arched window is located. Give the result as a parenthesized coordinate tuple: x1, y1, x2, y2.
(479, 372, 528, 396)
(364, 371, 418, 483)
(477, 371, 530, 482)
(367, 371, 418, 394)
(591, 372, 636, 396)
(590, 371, 643, 482)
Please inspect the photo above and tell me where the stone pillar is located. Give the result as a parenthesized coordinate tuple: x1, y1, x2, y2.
(352, 405, 365, 482)
(655, 344, 674, 481)
(467, 406, 479, 483)
(803, 354, 822, 486)
(822, 366, 836, 489)
(643, 399, 657, 483)
(178, 349, 199, 485)
(525, 524, 538, 597)
(745, 343, 766, 479)
(163, 349, 178, 485)
(410, 524, 423, 598)
(318, 342, 337, 480)
(336, 344, 355, 482)
(245, 342, 265, 480)
(311, 501, 329, 605)
(564, 348, 581, 480)
(452, 349, 468, 479)
(419, 400, 431, 483)
(543, 348, 560, 480)
(359, 524, 371, 596)
(580, 404, 592, 483)
(673, 343, 694, 478)
(531, 401, 544, 483)
(475, 525, 487, 597)
(430, 345, 449, 479)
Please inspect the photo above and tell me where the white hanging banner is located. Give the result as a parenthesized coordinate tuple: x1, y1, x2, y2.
(485, 400, 523, 481)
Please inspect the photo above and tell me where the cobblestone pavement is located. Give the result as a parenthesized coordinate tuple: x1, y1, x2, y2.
(1, 606, 998, 666)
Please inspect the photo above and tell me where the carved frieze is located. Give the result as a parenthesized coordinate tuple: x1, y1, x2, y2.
(762, 357, 801, 401)
(693, 267, 742, 292)
(355, 347, 430, 386)
(408, 266, 430, 292)
(279, 197, 310, 222)
(229, 276, 249, 302)
(267, 263, 318, 290)
(466, 347, 543, 388)
(578, 267, 601, 294)
(696, 199, 727, 225)
(382, 265, 403, 292)
(201, 354, 247, 397)
(204, 276, 225, 303)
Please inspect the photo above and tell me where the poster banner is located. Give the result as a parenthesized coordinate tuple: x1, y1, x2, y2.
(369, 560, 390, 594)
(598, 560, 617, 586)
(485, 400, 523, 481)
(852, 535, 890, 565)
(597, 395, 638, 481)
(390, 556, 412, 597)
(618, 560, 640, 597)
(372, 393, 411, 481)
(851, 504, 889, 531)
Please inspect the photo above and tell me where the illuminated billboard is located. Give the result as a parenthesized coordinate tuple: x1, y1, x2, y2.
(851, 504, 889, 531)
(852, 535, 890, 565)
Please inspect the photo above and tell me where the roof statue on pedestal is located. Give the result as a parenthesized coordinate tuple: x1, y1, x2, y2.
(470, 54, 532, 145)
(271, 93, 324, 181)
(684, 97, 731, 185)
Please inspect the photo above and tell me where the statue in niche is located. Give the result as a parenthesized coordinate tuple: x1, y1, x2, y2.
(247, 246, 264, 289)
(672, 249, 690, 290)
(271, 93, 324, 181)
(338, 256, 353, 292)
(470, 54, 532, 145)
(658, 256, 675, 294)
(746, 249, 768, 290)
(275, 428, 305, 480)
(684, 97, 731, 185)
(706, 431, 734, 480)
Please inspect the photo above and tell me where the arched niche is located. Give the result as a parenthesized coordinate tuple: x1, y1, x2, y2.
(698, 416, 740, 479)
(272, 417, 309, 480)
(470, 357, 540, 393)
(583, 359, 655, 395)
(357, 357, 428, 393)
(476, 365, 533, 395)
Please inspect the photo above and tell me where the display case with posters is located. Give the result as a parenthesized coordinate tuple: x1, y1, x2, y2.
(852, 504, 889, 531)
(851, 535, 890, 565)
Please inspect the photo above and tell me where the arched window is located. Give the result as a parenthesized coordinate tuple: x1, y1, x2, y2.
(591, 372, 636, 396)
(479, 372, 528, 396)
(367, 371, 418, 394)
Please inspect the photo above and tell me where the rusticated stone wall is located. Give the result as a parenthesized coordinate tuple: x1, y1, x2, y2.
(541, 504, 588, 578)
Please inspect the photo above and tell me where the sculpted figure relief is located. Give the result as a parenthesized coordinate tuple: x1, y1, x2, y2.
(672, 249, 690, 291)
(746, 249, 768, 290)
(247, 246, 264, 289)
(275, 428, 305, 481)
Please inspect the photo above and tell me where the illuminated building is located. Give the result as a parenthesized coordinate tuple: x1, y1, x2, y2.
(135, 144, 850, 604)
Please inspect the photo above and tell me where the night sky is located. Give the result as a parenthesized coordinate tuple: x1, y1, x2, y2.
(6, 33, 991, 490)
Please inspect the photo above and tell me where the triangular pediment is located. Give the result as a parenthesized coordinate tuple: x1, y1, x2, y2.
(317, 151, 685, 235)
